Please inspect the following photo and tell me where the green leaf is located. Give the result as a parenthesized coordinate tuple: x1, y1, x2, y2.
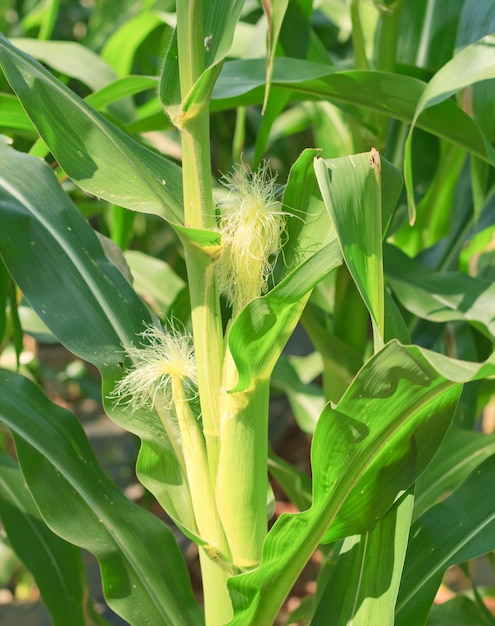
(315, 151, 403, 348)
(385, 243, 495, 340)
(404, 34, 495, 222)
(85, 76, 159, 112)
(0, 34, 183, 222)
(227, 341, 464, 625)
(0, 372, 203, 626)
(212, 59, 495, 167)
(0, 452, 106, 626)
(396, 453, 495, 626)
(311, 490, 414, 626)
(414, 427, 495, 520)
(0, 139, 197, 542)
(230, 238, 342, 392)
(101, 11, 167, 77)
(0, 139, 150, 367)
(11, 38, 118, 91)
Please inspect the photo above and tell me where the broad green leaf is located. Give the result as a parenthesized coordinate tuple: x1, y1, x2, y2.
(0, 34, 183, 222)
(227, 341, 464, 625)
(385, 243, 495, 340)
(230, 238, 342, 391)
(311, 490, 414, 626)
(101, 11, 167, 77)
(414, 427, 495, 519)
(229, 149, 341, 391)
(396, 453, 495, 626)
(0, 140, 197, 541)
(211, 59, 495, 165)
(0, 371, 203, 626)
(315, 151, 403, 348)
(404, 35, 495, 222)
(0, 94, 36, 133)
(11, 38, 118, 91)
(0, 139, 150, 365)
(0, 453, 106, 626)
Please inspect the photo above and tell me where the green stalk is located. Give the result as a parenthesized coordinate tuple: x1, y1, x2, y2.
(215, 347, 269, 569)
(171, 378, 228, 559)
(373, 0, 404, 148)
(175, 0, 223, 476)
(350, 0, 370, 70)
(175, 2, 232, 622)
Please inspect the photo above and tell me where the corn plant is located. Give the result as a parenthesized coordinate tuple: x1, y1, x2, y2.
(1, 1, 495, 625)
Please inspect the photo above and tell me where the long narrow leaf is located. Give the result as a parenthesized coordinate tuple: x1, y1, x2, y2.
(0, 34, 183, 221)
(0, 371, 203, 626)
(396, 453, 495, 626)
(0, 139, 197, 539)
(227, 341, 466, 625)
(0, 453, 106, 626)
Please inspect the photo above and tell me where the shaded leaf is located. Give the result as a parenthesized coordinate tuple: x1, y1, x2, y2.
(0, 453, 106, 626)
(0, 372, 202, 626)
(0, 34, 183, 222)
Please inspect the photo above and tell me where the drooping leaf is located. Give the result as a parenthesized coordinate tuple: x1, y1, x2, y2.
(0, 372, 203, 626)
(0, 33, 183, 222)
(0, 139, 197, 540)
(404, 35, 495, 222)
(212, 59, 494, 167)
(385, 243, 495, 340)
(228, 341, 468, 625)
(414, 427, 495, 520)
(0, 452, 106, 626)
(396, 453, 495, 626)
(311, 490, 414, 626)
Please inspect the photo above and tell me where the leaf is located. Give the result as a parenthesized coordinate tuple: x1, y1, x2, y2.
(396, 453, 495, 626)
(0, 139, 197, 541)
(101, 11, 167, 77)
(311, 490, 414, 626)
(227, 341, 465, 625)
(385, 243, 495, 340)
(315, 151, 403, 347)
(211, 59, 495, 165)
(11, 38, 118, 91)
(414, 427, 495, 520)
(229, 239, 342, 392)
(404, 34, 495, 222)
(0, 33, 183, 222)
(0, 372, 203, 626)
(0, 453, 106, 626)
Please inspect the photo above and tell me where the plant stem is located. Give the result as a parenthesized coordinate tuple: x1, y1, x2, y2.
(374, 0, 404, 148)
(176, 0, 223, 476)
(215, 346, 269, 569)
(175, 2, 233, 622)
